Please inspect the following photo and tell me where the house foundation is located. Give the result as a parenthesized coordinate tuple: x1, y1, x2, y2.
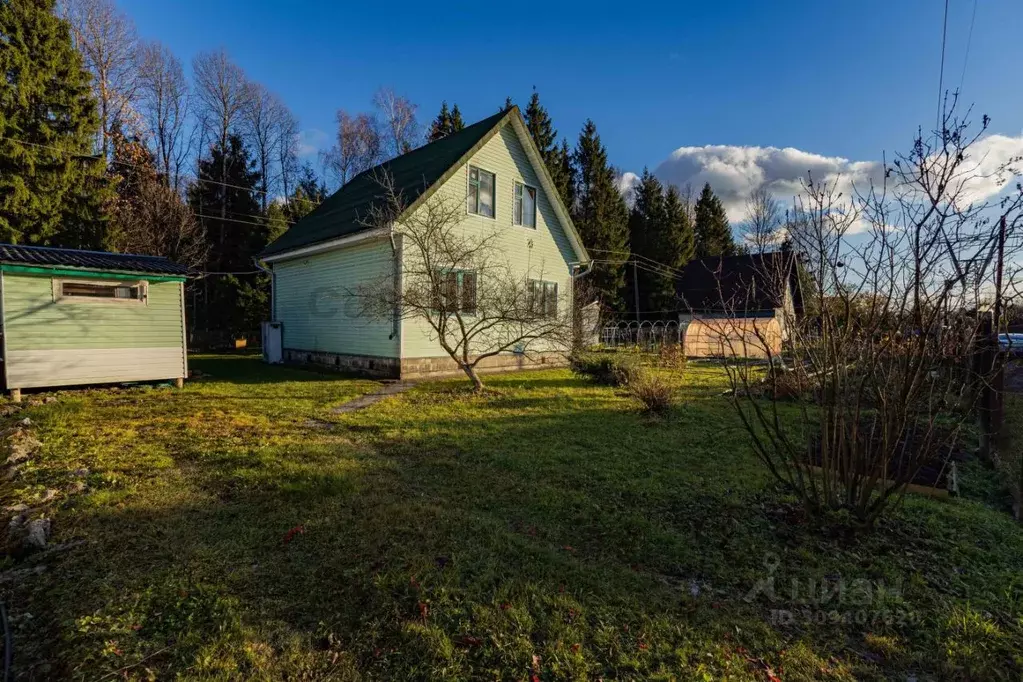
(281, 348, 567, 380)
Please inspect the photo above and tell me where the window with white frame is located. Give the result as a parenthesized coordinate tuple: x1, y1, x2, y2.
(57, 279, 147, 302)
(514, 182, 537, 228)
(467, 166, 495, 218)
(434, 269, 477, 314)
(528, 280, 558, 318)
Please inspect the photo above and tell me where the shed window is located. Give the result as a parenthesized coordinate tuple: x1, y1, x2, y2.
(514, 182, 537, 228)
(528, 280, 558, 318)
(467, 166, 495, 218)
(58, 280, 147, 302)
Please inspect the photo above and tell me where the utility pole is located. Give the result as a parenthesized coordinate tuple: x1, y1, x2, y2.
(633, 261, 640, 323)
(993, 215, 1007, 333)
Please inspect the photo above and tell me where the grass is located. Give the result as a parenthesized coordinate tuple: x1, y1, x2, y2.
(2, 355, 1023, 680)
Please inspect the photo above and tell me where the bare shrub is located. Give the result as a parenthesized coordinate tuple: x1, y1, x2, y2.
(569, 352, 639, 387)
(627, 371, 678, 414)
(718, 98, 1023, 529)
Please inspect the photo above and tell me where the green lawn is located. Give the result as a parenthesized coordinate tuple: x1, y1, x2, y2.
(3, 355, 1023, 680)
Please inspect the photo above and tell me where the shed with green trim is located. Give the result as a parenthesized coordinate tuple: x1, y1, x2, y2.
(0, 244, 190, 400)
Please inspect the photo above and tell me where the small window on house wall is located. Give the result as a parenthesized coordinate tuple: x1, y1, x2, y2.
(433, 270, 477, 314)
(467, 166, 495, 218)
(528, 280, 558, 318)
(514, 182, 537, 228)
(57, 280, 147, 303)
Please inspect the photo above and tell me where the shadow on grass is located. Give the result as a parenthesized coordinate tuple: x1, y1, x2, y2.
(11, 373, 1023, 680)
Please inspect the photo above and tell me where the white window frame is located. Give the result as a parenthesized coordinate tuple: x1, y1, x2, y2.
(53, 278, 149, 305)
(514, 181, 537, 229)
(467, 165, 496, 219)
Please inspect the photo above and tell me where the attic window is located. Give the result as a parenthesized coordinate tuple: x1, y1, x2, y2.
(58, 280, 147, 303)
(514, 182, 536, 228)
(467, 166, 495, 218)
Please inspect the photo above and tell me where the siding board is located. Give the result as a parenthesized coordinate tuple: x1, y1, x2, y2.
(272, 238, 399, 358)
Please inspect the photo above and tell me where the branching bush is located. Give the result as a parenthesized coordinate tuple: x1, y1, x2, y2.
(657, 343, 687, 370)
(719, 98, 1023, 530)
(569, 352, 640, 387)
(627, 371, 678, 414)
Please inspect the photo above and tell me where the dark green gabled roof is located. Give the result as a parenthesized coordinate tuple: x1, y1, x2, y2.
(261, 108, 513, 258)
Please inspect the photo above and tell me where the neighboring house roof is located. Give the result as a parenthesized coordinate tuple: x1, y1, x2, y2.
(260, 107, 589, 263)
(675, 252, 801, 314)
(0, 244, 190, 276)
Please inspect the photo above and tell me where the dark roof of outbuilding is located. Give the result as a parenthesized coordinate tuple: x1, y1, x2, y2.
(0, 244, 190, 276)
(260, 108, 513, 258)
(675, 252, 801, 313)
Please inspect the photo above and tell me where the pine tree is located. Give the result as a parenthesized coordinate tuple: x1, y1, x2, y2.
(427, 101, 453, 142)
(450, 104, 465, 132)
(523, 89, 576, 209)
(693, 183, 736, 258)
(0, 0, 109, 248)
(572, 120, 629, 310)
(626, 169, 668, 315)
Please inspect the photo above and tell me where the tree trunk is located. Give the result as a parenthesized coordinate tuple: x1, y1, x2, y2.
(461, 363, 485, 392)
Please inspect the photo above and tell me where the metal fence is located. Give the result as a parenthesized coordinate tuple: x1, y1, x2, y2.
(600, 320, 684, 351)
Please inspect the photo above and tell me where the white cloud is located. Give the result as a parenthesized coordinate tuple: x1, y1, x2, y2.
(648, 135, 1023, 224)
(296, 128, 328, 157)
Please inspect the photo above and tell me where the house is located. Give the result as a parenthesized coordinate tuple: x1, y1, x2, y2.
(259, 107, 590, 379)
(674, 252, 802, 358)
(0, 244, 190, 400)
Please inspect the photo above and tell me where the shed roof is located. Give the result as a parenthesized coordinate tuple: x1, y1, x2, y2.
(0, 244, 190, 276)
(675, 252, 801, 314)
(261, 108, 511, 258)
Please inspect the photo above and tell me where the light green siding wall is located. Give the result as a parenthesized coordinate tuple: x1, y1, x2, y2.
(2, 273, 187, 388)
(272, 237, 399, 358)
(3, 274, 184, 350)
(401, 123, 578, 358)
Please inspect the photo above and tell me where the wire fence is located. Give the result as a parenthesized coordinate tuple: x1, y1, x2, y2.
(600, 320, 684, 351)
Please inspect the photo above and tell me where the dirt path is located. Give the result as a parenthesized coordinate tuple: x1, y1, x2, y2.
(330, 381, 414, 414)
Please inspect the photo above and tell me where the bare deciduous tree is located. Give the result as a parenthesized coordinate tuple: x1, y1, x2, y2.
(61, 0, 140, 158)
(276, 110, 300, 202)
(718, 100, 1023, 528)
(192, 49, 251, 238)
(135, 40, 189, 190)
(322, 110, 381, 187)
(373, 88, 420, 159)
(354, 173, 572, 390)
(243, 83, 294, 211)
(740, 186, 783, 252)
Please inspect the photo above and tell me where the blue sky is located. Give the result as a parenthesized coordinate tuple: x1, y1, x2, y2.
(121, 0, 1022, 214)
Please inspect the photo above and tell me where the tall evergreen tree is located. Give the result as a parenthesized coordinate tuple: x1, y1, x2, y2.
(551, 138, 576, 212)
(662, 184, 694, 308)
(187, 135, 266, 336)
(693, 182, 736, 258)
(572, 120, 629, 310)
(450, 104, 465, 132)
(427, 101, 453, 142)
(626, 169, 668, 315)
(0, 0, 109, 248)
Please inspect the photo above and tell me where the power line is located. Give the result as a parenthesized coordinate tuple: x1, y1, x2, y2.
(958, 0, 979, 95)
(0, 135, 318, 209)
(936, 0, 950, 130)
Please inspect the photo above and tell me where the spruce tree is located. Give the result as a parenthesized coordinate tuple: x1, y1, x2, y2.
(427, 101, 453, 142)
(0, 0, 109, 248)
(551, 138, 576, 212)
(693, 183, 736, 258)
(188, 135, 266, 336)
(450, 104, 465, 132)
(626, 169, 669, 315)
(662, 184, 694, 308)
(523, 90, 576, 209)
(572, 120, 629, 310)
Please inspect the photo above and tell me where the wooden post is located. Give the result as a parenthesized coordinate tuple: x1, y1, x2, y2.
(174, 377, 184, 389)
(9, 388, 20, 403)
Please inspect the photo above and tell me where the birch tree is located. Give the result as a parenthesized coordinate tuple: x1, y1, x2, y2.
(323, 109, 381, 187)
(373, 87, 419, 159)
(134, 40, 189, 190)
